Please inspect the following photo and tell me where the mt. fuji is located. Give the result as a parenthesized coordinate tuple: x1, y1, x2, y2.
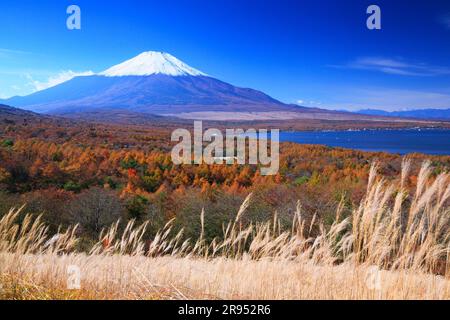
(2, 51, 295, 116)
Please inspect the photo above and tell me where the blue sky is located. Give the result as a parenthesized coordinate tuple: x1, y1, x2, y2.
(1, 0, 450, 111)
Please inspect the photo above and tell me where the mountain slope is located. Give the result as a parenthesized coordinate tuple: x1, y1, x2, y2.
(2, 52, 288, 115)
(4, 74, 288, 114)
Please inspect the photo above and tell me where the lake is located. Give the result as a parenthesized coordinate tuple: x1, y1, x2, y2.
(278, 129, 450, 155)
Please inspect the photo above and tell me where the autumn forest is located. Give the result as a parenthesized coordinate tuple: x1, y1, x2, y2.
(1, 112, 449, 250)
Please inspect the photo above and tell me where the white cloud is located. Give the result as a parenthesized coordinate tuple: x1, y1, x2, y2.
(294, 99, 325, 109)
(28, 70, 94, 92)
(335, 57, 450, 77)
(439, 14, 450, 29)
(0, 48, 30, 55)
(319, 88, 450, 112)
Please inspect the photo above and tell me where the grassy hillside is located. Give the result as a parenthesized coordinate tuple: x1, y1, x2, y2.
(1, 162, 449, 300)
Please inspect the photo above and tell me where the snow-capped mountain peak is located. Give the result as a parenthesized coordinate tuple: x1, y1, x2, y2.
(99, 51, 207, 77)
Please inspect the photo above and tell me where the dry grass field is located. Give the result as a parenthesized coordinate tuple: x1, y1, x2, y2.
(1, 161, 449, 300)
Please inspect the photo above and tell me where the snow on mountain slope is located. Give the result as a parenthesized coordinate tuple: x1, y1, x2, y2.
(99, 51, 207, 77)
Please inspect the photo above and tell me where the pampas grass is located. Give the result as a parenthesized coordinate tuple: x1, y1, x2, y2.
(0, 162, 449, 300)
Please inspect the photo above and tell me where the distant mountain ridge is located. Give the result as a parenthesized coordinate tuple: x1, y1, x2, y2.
(0, 104, 38, 117)
(356, 108, 450, 120)
(0, 104, 46, 125)
(1, 51, 447, 124)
